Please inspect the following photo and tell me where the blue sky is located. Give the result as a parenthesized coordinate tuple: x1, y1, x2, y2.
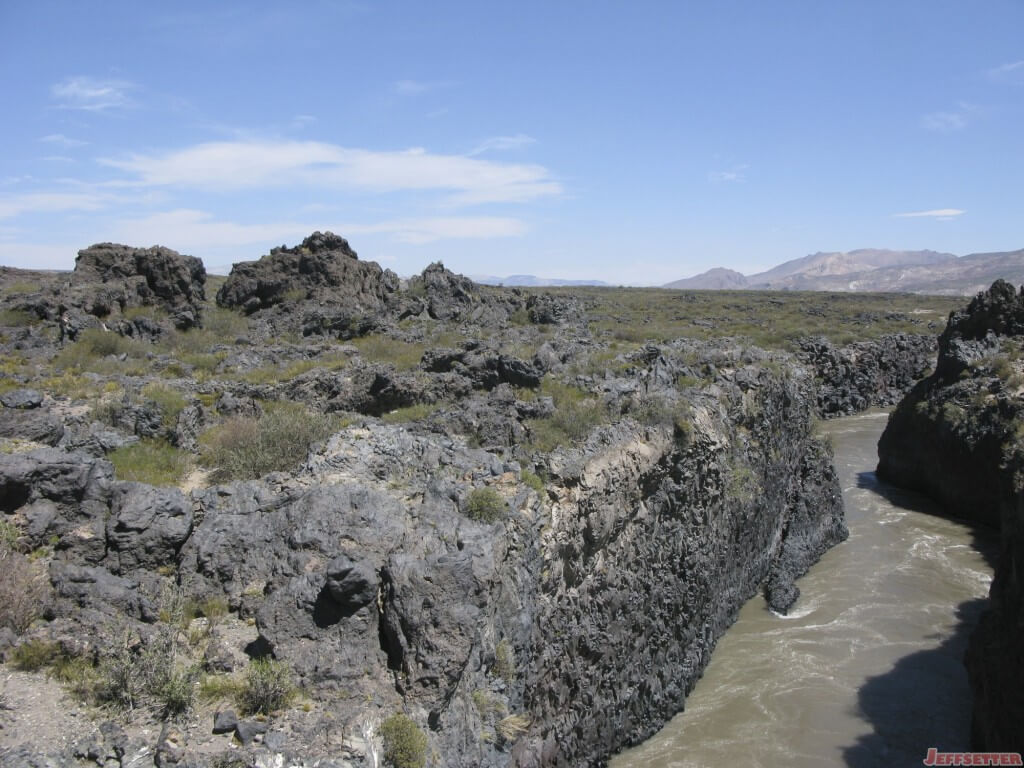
(1, 1, 1022, 284)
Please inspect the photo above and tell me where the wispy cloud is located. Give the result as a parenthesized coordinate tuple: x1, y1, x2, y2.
(393, 79, 451, 94)
(893, 208, 965, 220)
(111, 209, 307, 249)
(39, 134, 88, 148)
(346, 216, 527, 244)
(988, 60, 1024, 82)
(921, 102, 977, 133)
(109, 210, 526, 250)
(290, 114, 316, 130)
(100, 139, 562, 204)
(0, 191, 115, 220)
(708, 164, 748, 184)
(51, 76, 136, 111)
(469, 134, 537, 155)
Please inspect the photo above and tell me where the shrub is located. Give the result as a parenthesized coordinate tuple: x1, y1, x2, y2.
(239, 658, 296, 715)
(496, 713, 531, 742)
(109, 439, 191, 487)
(141, 383, 188, 428)
(381, 403, 438, 424)
(379, 713, 428, 768)
(492, 641, 515, 682)
(464, 487, 506, 523)
(352, 335, 426, 370)
(0, 545, 50, 633)
(10, 639, 63, 671)
(90, 627, 197, 716)
(198, 673, 246, 704)
(199, 401, 340, 482)
(520, 470, 545, 494)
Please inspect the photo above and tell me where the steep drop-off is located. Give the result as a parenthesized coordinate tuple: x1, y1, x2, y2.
(877, 279, 1024, 751)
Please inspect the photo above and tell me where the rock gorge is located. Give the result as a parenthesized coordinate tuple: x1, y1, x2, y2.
(0, 234, 958, 766)
(878, 279, 1024, 753)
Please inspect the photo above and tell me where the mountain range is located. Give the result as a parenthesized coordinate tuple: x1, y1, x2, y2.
(665, 248, 1024, 295)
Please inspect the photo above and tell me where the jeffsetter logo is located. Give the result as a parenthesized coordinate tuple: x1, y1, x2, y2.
(923, 749, 1023, 766)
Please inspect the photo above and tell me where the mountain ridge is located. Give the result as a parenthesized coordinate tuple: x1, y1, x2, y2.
(665, 247, 1024, 295)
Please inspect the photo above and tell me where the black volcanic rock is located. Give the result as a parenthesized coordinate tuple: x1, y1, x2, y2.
(216, 231, 400, 317)
(71, 243, 206, 329)
(794, 333, 937, 416)
(877, 280, 1024, 751)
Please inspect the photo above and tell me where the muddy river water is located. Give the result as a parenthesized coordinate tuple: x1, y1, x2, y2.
(611, 411, 996, 768)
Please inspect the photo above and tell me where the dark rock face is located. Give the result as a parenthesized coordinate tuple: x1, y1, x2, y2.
(216, 231, 400, 322)
(71, 243, 207, 330)
(877, 280, 1024, 751)
(795, 333, 937, 416)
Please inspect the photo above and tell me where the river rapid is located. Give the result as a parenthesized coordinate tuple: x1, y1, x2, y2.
(611, 411, 997, 768)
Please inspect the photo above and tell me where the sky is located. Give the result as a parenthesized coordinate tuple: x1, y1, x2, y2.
(0, 1, 1022, 285)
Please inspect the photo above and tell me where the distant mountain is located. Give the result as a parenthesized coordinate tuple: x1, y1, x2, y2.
(664, 267, 748, 290)
(472, 274, 609, 287)
(664, 248, 1024, 295)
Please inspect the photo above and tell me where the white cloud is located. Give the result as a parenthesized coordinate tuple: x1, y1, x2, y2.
(51, 76, 135, 111)
(106, 210, 525, 254)
(394, 79, 450, 94)
(0, 191, 113, 220)
(921, 102, 978, 133)
(989, 60, 1024, 82)
(469, 134, 537, 155)
(346, 216, 527, 244)
(708, 164, 748, 184)
(0, 242, 81, 270)
(100, 140, 562, 204)
(893, 208, 965, 219)
(290, 114, 316, 129)
(110, 209, 309, 250)
(922, 111, 967, 132)
(39, 134, 88, 148)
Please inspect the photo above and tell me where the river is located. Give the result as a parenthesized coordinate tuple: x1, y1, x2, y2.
(610, 411, 997, 768)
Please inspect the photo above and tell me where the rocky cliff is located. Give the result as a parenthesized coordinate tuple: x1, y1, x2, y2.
(0, 340, 845, 767)
(877, 280, 1024, 751)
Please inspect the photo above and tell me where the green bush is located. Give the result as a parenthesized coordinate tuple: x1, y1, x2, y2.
(200, 401, 340, 482)
(352, 335, 426, 370)
(464, 487, 506, 523)
(141, 383, 188, 428)
(381, 403, 438, 424)
(239, 658, 295, 715)
(85, 627, 197, 716)
(109, 439, 191, 487)
(379, 713, 428, 768)
(520, 470, 545, 494)
(10, 639, 63, 671)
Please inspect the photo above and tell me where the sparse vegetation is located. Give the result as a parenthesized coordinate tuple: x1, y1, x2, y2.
(464, 487, 506, 523)
(109, 439, 192, 486)
(492, 640, 515, 681)
(239, 658, 296, 715)
(520, 469, 545, 494)
(379, 713, 428, 768)
(380, 403, 439, 424)
(525, 377, 609, 452)
(496, 713, 531, 742)
(0, 530, 51, 634)
(199, 401, 340, 481)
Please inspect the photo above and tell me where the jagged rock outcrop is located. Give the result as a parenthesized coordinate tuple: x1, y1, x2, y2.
(877, 280, 1024, 751)
(217, 231, 400, 319)
(69, 243, 206, 331)
(794, 333, 937, 416)
(2, 342, 845, 767)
